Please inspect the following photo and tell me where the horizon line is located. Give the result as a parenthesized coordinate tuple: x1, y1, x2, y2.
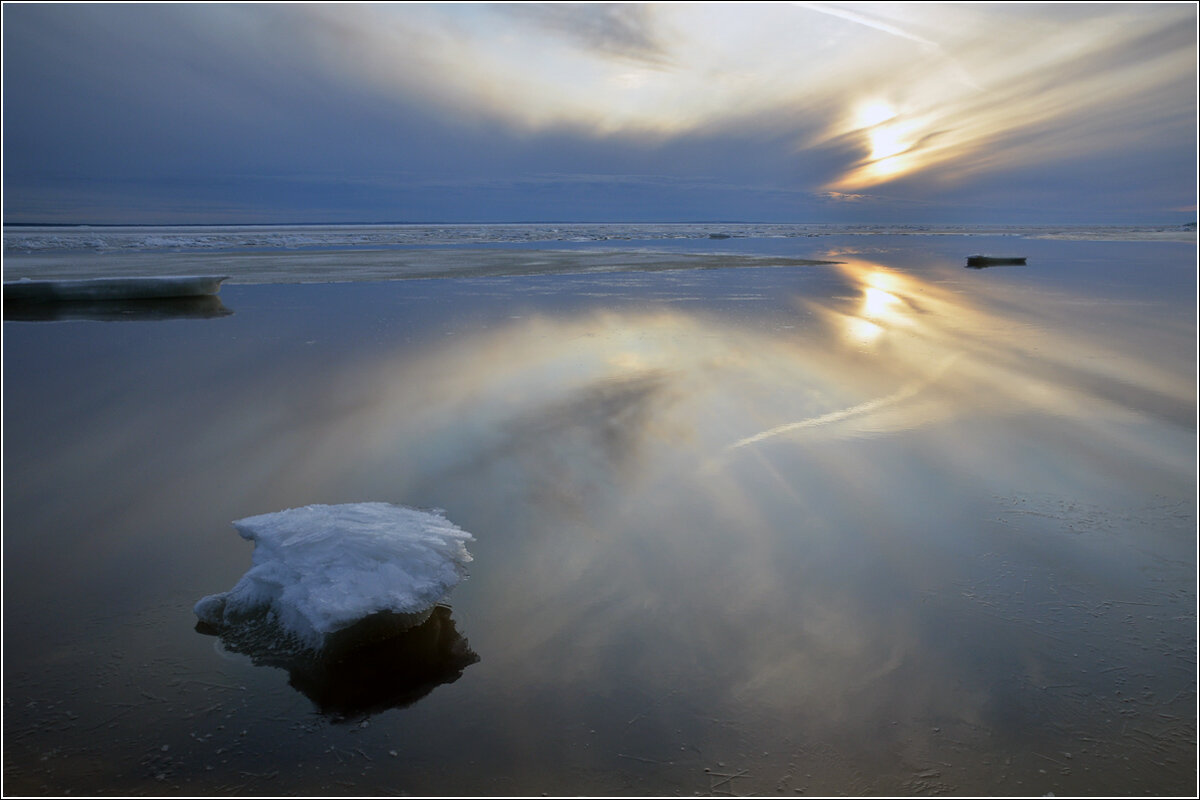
(4, 219, 1195, 229)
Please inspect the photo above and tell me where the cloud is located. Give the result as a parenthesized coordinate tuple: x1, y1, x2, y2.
(268, 3, 1195, 192)
(503, 3, 671, 67)
(809, 4, 1196, 191)
(820, 191, 870, 204)
(2, 3, 1194, 224)
(792, 1, 981, 91)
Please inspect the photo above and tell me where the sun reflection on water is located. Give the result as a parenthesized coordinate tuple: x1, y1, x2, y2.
(861, 285, 900, 317)
(287, 254, 1195, 511)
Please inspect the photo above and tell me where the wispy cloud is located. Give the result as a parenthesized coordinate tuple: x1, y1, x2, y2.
(504, 3, 672, 68)
(791, 1, 981, 90)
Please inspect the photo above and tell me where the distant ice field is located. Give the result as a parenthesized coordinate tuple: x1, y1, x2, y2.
(5, 221, 1195, 254)
(4, 221, 1195, 285)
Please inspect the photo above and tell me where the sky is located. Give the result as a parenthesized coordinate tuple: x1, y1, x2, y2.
(2, 2, 1196, 225)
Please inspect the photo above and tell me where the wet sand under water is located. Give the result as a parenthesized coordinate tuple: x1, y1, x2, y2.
(3, 237, 1196, 795)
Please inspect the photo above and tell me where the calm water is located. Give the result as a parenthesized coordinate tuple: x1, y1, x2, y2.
(3, 233, 1196, 795)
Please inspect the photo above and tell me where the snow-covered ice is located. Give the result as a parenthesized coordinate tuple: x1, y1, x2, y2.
(7, 222, 1193, 258)
(195, 503, 474, 649)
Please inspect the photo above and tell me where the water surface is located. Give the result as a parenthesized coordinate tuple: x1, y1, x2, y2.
(3, 236, 1195, 795)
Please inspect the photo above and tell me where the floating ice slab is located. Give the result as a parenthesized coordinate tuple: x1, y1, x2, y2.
(3, 275, 227, 302)
(195, 503, 474, 649)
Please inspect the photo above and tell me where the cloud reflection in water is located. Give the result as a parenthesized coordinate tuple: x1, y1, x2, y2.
(3, 253, 1192, 789)
(264, 257, 1191, 739)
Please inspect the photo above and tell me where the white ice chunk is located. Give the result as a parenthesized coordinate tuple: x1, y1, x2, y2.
(195, 503, 474, 649)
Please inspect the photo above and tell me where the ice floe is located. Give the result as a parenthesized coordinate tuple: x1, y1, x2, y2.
(3, 275, 227, 302)
(195, 503, 474, 650)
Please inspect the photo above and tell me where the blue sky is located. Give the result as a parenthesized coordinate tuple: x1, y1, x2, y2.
(3, 2, 1196, 224)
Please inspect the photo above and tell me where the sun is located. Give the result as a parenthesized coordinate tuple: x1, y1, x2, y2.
(854, 100, 898, 130)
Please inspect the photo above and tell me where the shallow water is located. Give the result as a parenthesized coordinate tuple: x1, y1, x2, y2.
(3, 236, 1196, 795)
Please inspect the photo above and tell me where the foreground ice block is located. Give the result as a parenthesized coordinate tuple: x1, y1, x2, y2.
(195, 503, 474, 650)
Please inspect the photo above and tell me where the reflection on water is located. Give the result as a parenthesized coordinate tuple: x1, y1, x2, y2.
(2, 294, 232, 321)
(2, 244, 1194, 795)
(197, 605, 478, 723)
(323, 257, 1191, 499)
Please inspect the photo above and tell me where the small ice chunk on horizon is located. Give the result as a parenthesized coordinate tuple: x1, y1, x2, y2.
(195, 503, 474, 649)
